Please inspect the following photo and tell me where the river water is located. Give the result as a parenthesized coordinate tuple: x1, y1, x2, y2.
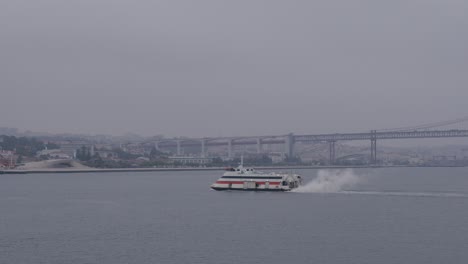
(1, 167, 468, 264)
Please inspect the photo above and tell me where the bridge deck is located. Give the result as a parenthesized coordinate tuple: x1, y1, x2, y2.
(156, 129, 468, 147)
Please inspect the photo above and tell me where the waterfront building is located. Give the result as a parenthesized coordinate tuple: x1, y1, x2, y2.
(168, 156, 212, 165)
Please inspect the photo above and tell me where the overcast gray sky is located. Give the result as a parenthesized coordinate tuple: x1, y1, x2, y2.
(1, 0, 467, 137)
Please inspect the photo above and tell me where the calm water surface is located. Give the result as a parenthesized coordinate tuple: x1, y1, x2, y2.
(1, 167, 468, 264)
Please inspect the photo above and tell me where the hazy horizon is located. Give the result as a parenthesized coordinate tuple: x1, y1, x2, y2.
(1, 0, 467, 137)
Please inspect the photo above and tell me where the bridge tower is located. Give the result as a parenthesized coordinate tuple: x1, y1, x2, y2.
(328, 140, 336, 165)
(256, 138, 262, 154)
(176, 140, 182, 156)
(284, 133, 295, 158)
(227, 139, 233, 159)
(370, 130, 377, 164)
(201, 139, 206, 158)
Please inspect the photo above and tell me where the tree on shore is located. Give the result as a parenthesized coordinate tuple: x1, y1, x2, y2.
(76, 146, 91, 161)
(0, 135, 44, 156)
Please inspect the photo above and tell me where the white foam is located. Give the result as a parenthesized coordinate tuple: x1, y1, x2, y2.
(292, 169, 467, 198)
(293, 169, 360, 193)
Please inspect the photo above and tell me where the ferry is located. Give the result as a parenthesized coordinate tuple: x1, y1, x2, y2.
(210, 159, 302, 192)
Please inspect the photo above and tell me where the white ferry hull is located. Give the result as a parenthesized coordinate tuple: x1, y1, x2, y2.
(211, 186, 286, 191)
(211, 179, 298, 192)
(211, 162, 301, 192)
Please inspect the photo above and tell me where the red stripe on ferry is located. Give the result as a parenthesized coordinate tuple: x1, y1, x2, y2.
(216, 181, 280, 185)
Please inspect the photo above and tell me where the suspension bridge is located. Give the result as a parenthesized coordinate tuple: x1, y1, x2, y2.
(153, 116, 468, 164)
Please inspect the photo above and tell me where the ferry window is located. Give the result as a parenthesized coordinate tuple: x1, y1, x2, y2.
(282, 181, 288, 186)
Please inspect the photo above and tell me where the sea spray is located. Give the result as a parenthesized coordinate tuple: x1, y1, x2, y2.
(293, 169, 361, 193)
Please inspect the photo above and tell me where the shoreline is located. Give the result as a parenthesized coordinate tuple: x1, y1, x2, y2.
(1, 165, 466, 174)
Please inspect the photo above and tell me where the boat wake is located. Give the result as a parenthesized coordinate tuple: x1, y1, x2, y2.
(293, 169, 361, 193)
(292, 169, 468, 198)
(339, 190, 468, 198)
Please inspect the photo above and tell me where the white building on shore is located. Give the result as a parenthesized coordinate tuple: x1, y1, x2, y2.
(168, 156, 212, 165)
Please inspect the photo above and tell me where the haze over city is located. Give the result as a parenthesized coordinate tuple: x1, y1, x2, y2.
(1, 0, 467, 137)
(3, 2, 468, 264)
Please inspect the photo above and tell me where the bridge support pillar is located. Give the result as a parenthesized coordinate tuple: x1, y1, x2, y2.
(328, 140, 336, 165)
(228, 139, 233, 159)
(201, 139, 206, 158)
(284, 133, 295, 158)
(176, 140, 182, 156)
(256, 138, 262, 154)
(370, 130, 377, 164)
